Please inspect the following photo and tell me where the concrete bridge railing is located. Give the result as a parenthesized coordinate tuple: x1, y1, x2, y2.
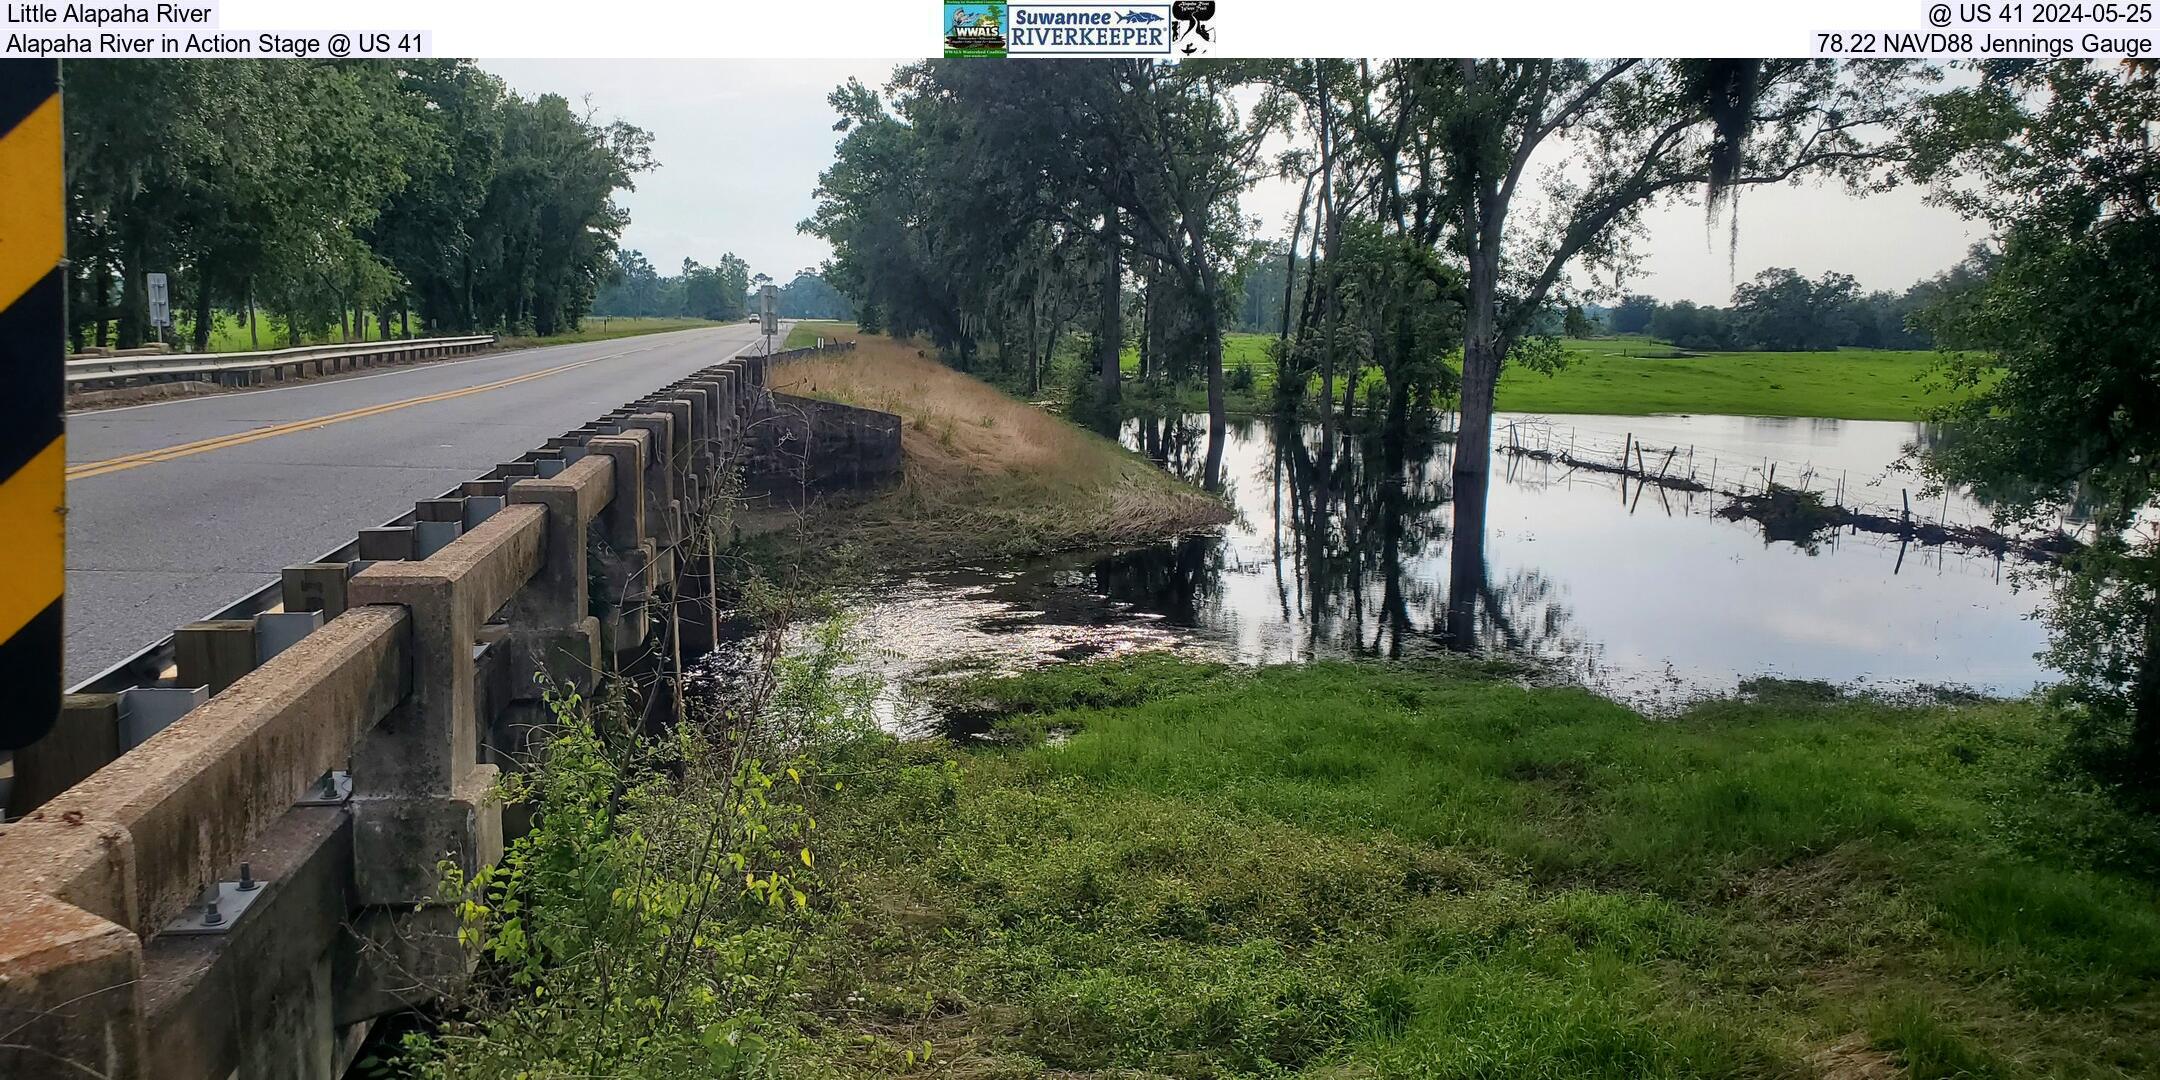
(0, 340, 865, 1080)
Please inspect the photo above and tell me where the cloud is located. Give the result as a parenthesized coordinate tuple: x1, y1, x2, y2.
(491, 60, 1980, 303)
(484, 59, 903, 279)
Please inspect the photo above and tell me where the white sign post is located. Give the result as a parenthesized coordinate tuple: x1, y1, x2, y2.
(146, 272, 171, 345)
(759, 284, 778, 354)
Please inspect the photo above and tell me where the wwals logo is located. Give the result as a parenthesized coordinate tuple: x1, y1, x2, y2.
(944, 2, 1009, 56)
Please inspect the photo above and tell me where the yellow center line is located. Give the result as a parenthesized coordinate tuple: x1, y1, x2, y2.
(67, 355, 613, 481)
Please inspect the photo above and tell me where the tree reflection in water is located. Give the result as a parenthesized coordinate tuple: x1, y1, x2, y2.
(1113, 415, 1599, 673)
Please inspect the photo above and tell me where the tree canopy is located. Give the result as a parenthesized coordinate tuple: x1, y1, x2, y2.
(1907, 60, 2160, 785)
(63, 59, 653, 350)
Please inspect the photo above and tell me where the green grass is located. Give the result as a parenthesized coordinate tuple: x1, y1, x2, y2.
(1500, 341, 1961, 421)
(1108, 332, 1960, 421)
(785, 320, 856, 349)
(496, 316, 728, 349)
(180, 312, 727, 353)
(793, 658, 2160, 1077)
(191, 309, 418, 352)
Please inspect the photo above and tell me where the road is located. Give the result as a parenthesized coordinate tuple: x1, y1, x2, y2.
(63, 322, 782, 685)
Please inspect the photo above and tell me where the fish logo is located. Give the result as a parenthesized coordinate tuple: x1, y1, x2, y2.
(1116, 9, 1162, 21)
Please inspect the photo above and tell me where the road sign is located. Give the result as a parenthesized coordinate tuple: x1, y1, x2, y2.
(760, 284, 778, 338)
(147, 271, 171, 327)
(0, 60, 66, 750)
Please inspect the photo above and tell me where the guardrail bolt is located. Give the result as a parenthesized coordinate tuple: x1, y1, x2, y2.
(199, 883, 224, 926)
(318, 772, 339, 799)
(237, 862, 259, 892)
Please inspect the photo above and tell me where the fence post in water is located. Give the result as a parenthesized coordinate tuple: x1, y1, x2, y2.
(1902, 488, 1912, 534)
(1622, 432, 1633, 474)
(1767, 462, 1777, 490)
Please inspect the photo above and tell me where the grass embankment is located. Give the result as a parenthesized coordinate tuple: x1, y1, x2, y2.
(796, 658, 2160, 1078)
(761, 330, 1227, 564)
(1121, 332, 1958, 422)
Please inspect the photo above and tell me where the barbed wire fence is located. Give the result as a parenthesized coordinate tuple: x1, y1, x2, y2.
(1489, 415, 2080, 572)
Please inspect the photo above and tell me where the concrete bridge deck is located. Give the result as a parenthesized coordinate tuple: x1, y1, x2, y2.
(63, 323, 785, 686)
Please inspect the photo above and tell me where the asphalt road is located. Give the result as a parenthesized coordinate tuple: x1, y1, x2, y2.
(63, 322, 782, 685)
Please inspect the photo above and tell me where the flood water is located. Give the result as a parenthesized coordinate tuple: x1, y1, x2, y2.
(829, 411, 2058, 720)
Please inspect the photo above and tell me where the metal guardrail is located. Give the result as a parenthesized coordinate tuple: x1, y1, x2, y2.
(66, 335, 498, 389)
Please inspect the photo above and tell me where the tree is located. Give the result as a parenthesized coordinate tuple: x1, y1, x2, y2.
(803, 76, 974, 351)
(1907, 60, 2160, 787)
(595, 249, 666, 316)
(805, 60, 1280, 464)
(674, 255, 750, 321)
(467, 92, 653, 335)
(774, 271, 854, 320)
(1611, 293, 1657, 334)
(1730, 267, 1859, 350)
(374, 61, 505, 334)
(1647, 299, 1735, 350)
(1423, 59, 1924, 649)
(1439, 60, 1925, 482)
(63, 60, 651, 348)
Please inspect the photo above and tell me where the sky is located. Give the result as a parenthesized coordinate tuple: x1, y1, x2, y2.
(484, 60, 1984, 307)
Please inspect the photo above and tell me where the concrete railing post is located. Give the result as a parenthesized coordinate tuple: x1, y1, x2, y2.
(586, 430, 654, 657)
(654, 399, 698, 512)
(625, 412, 678, 558)
(504, 455, 611, 699)
(0, 889, 146, 1079)
(676, 387, 716, 480)
(345, 510, 539, 899)
(341, 507, 541, 1007)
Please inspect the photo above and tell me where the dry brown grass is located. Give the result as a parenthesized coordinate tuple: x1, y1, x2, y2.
(760, 330, 1226, 562)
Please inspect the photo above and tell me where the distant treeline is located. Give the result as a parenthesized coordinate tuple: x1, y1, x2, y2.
(65, 59, 653, 351)
(1604, 257, 1991, 351)
(1230, 253, 1991, 353)
(591, 253, 855, 321)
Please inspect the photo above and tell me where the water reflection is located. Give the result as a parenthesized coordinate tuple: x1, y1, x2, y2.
(1115, 416, 1610, 675)
(1107, 412, 2050, 702)
(820, 412, 2055, 713)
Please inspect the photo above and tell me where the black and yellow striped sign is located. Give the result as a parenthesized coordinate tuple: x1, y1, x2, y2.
(0, 60, 64, 750)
